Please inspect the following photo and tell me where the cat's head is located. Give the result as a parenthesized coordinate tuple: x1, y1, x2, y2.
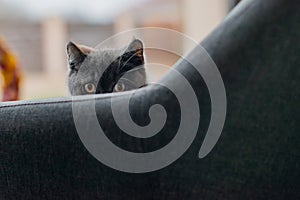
(66, 39, 147, 95)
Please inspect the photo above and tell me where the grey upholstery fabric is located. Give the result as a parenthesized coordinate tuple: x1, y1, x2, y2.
(0, 0, 299, 199)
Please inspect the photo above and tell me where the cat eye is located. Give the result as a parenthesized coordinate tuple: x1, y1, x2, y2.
(114, 82, 126, 92)
(84, 83, 96, 94)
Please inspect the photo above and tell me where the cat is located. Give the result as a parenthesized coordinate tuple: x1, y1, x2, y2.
(66, 39, 147, 95)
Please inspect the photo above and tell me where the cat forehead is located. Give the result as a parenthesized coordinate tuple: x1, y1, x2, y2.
(88, 49, 121, 64)
(75, 49, 122, 74)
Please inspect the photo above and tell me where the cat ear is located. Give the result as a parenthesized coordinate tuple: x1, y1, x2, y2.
(124, 38, 144, 63)
(66, 41, 87, 71)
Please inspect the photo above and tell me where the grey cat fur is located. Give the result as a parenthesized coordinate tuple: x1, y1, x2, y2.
(66, 39, 147, 95)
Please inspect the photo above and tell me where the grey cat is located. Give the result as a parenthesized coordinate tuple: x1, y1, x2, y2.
(66, 39, 147, 95)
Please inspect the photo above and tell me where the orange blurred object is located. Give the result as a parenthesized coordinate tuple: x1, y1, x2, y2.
(0, 37, 22, 101)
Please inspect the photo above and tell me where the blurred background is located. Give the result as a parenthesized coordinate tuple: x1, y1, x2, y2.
(0, 0, 236, 100)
